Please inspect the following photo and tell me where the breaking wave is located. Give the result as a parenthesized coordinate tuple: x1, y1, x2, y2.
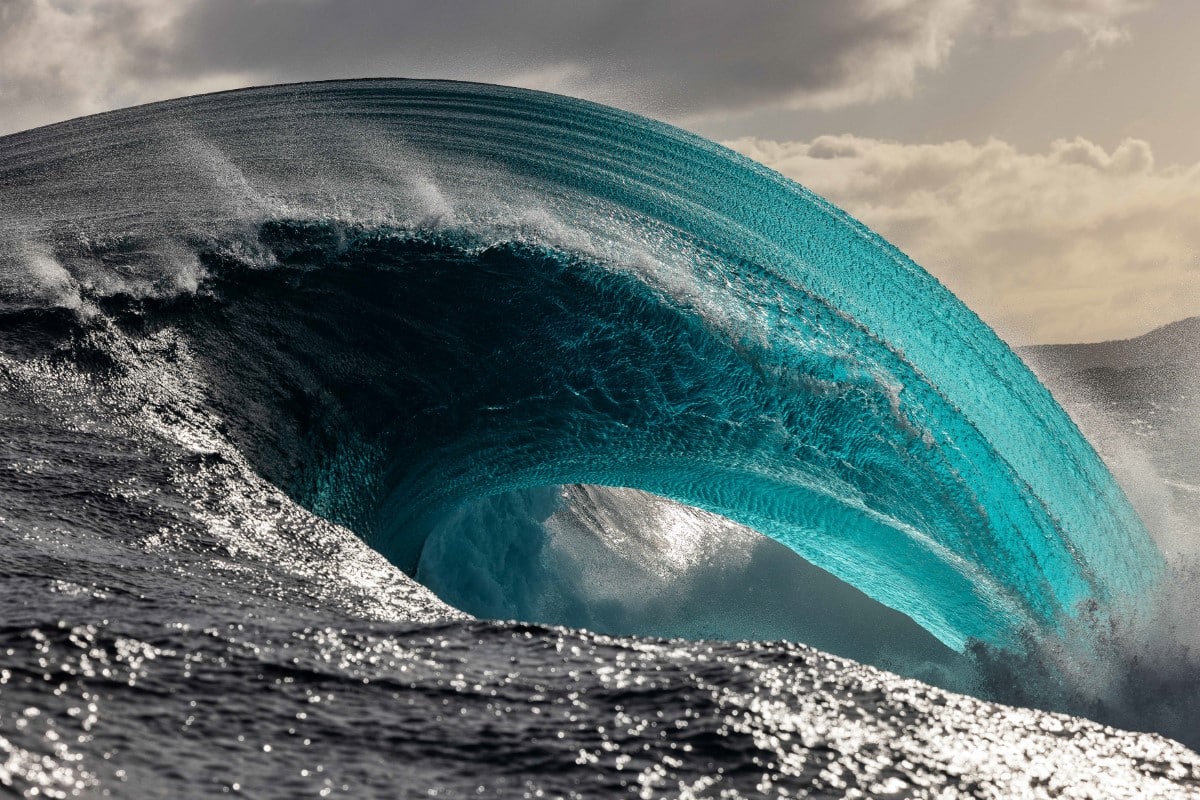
(0, 79, 1182, 745)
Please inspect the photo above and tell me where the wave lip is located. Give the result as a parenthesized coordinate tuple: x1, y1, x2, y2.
(0, 78, 1161, 654)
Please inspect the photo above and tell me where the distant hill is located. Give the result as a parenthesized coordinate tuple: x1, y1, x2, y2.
(1022, 317, 1200, 541)
(1024, 316, 1200, 373)
(1021, 317, 1200, 411)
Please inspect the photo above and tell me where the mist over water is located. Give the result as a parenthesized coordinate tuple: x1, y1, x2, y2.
(967, 328, 1200, 748)
(416, 484, 971, 687)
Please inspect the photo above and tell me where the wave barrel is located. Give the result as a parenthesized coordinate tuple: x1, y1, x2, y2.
(0, 79, 1162, 652)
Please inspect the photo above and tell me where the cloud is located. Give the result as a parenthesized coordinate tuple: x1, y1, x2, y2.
(166, 0, 972, 111)
(994, 0, 1153, 46)
(0, 0, 1156, 135)
(725, 133, 1200, 344)
(0, 0, 253, 133)
(988, 0, 1154, 66)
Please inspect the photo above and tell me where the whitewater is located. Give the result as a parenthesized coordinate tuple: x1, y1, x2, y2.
(0, 79, 1197, 797)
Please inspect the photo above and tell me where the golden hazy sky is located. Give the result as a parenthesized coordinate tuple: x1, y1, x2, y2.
(1, 0, 1196, 343)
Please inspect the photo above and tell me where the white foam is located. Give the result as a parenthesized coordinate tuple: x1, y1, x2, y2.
(0, 238, 88, 312)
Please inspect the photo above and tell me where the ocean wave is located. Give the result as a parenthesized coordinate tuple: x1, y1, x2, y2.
(0, 79, 1193, 796)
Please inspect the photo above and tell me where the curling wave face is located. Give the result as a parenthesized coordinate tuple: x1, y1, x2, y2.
(0, 79, 1159, 656)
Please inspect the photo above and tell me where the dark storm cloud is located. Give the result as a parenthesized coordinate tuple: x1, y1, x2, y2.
(164, 0, 966, 116)
(2, 0, 1151, 135)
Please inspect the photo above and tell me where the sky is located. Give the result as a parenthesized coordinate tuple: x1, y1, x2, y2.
(2, 0, 1198, 343)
